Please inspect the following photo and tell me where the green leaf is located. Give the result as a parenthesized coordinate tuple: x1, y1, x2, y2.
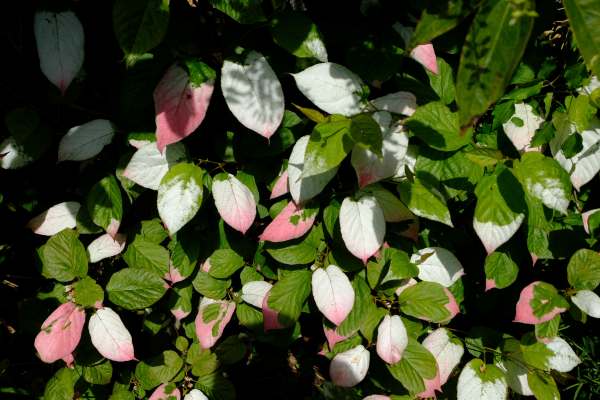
(207, 249, 245, 279)
(72, 276, 104, 308)
(463, 147, 504, 167)
(303, 115, 352, 178)
(398, 281, 452, 323)
(528, 371, 560, 400)
(236, 302, 263, 331)
(215, 336, 246, 365)
(187, 344, 219, 377)
(484, 251, 519, 290)
(43, 368, 75, 400)
(264, 224, 323, 265)
(398, 179, 453, 226)
(106, 268, 167, 310)
(270, 11, 327, 61)
(337, 275, 371, 336)
(566, 94, 596, 132)
(456, 0, 534, 125)
(123, 238, 170, 276)
(5, 107, 52, 159)
(193, 271, 231, 300)
(41, 229, 88, 282)
(135, 350, 184, 390)
(139, 218, 168, 244)
(535, 314, 560, 342)
(387, 338, 438, 394)
(196, 372, 236, 400)
(531, 282, 569, 320)
(411, 2, 468, 45)
(567, 248, 600, 290)
(405, 101, 471, 151)
(380, 248, 419, 286)
(184, 59, 217, 87)
(169, 229, 201, 279)
(427, 58, 455, 105)
(208, 0, 265, 24)
(267, 269, 312, 327)
(87, 175, 123, 234)
(563, 0, 600, 77)
(350, 114, 382, 156)
(525, 195, 554, 260)
(113, 0, 170, 66)
(359, 305, 387, 343)
(78, 359, 113, 385)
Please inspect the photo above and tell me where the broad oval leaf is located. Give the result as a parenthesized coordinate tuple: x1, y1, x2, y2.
(410, 247, 464, 288)
(545, 336, 581, 373)
(502, 103, 543, 153)
(34, 11, 84, 93)
(221, 51, 284, 139)
(212, 173, 256, 234)
(88, 307, 135, 362)
(376, 315, 408, 364)
(157, 163, 204, 235)
(241, 281, 272, 309)
(106, 268, 168, 310)
(87, 233, 126, 263)
(195, 298, 236, 349)
(312, 265, 355, 325)
(154, 63, 215, 152)
(422, 328, 464, 386)
(123, 142, 187, 190)
(34, 302, 85, 363)
(457, 359, 508, 400)
(259, 201, 317, 242)
(339, 196, 385, 264)
(572, 289, 600, 318)
(58, 119, 115, 162)
(28, 202, 80, 236)
(514, 281, 568, 325)
(293, 63, 364, 116)
(329, 345, 370, 387)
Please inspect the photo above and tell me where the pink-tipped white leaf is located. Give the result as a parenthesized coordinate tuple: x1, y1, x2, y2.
(154, 64, 214, 152)
(262, 291, 284, 331)
(58, 119, 115, 162)
(457, 360, 508, 400)
(311, 265, 355, 326)
(241, 281, 272, 309)
(443, 288, 460, 322)
(288, 136, 338, 204)
(270, 170, 289, 199)
(329, 345, 370, 387)
(34, 302, 85, 363)
(27, 201, 80, 236)
(123, 142, 187, 190)
(351, 111, 409, 188)
(87, 233, 126, 263)
(340, 196, 385, 263)
(473, 214, 525, 255)
(514, 281, 567, 324)
(149, 384, 181, 400)
(582, 208, 600, 234)
(259, 201, 317, 242)
(410, 247, 465, 288)
(545, 336, 581, 372)
(417, 373, 442, 399)
(195, 298, 236, 349)
(371, 92, 417, 116)
(221, 51, 284, 139)
(212, 173, 256, 234)
(34, 11, 84, 93)
(410, 43, 438, 74)
(422, 328, 464, 386)
(88, 307, 135, 362)
(502, 103, 543, 153)
(376, 315, 408, 364)
(184, 389, 209, 400)
(572, 289, 600, 318)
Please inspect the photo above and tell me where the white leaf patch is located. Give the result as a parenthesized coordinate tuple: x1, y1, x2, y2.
(184, 389, 209, 400)
(371, 92, 417, 116)
(545, 337, 581, 372)
(58, 119, 115, 162)
(0, 137, 33, 169)
(241, 281, 272, 309)
(293, 63, 364, 116)
(376, 315, 408, 364)
(329, 345, 370, 387)
(525, 177, 570, 214)
(221, 51, 284, 139)
(34, 11, 84, 93)
(340, 196, 385, 263)
(311, 265, 355, 326)
(410, 247, 464, 288)
(288, 136, 338, 204)
(212, 174, 256, 234)
(123, 142, 187, 190)
(88, 307, 135, 362)
(27, 201, 80, 236)
(457, 361, 507, 400)
(87, 233, 126, 263)
(422, 328, 464, 385)
(473, 215, 525, 255)
(497, 360, 532, 396)
(572, 290, 600, 318)
(502, 103, 544, 153)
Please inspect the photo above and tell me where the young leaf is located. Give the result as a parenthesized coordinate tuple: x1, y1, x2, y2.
(376, 315, 408, 364)
(87, 233, 126, 263)
(28, 202, 81, 236)
(58, 119, 115, 162)
(502, 103, 544, 152)
(123, 142, 187, 190)
(422, 328, 464, 386)
(339, 195, 385, 264)
(410, 43, 438, 75)
(241, 281, 272, 309)
(410, 247, 464, 288)
(311, 265, 355, 326)
(195, 298, 236, 349)
(221, 51, 284, 139)
(34, 11, 84, 93)
(457, 359, 507, 400)
(259, 201, 317, 242)
(514, 281, 568, 324)
(212, 173, 256, 234)
(87, 175, 123, 237)
(329, 345, 370, 387)
(34, 302, 85, 363)
(88, 307, 135, 362)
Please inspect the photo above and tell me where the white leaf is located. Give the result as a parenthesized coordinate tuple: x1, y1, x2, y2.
(572, 289, 600, 318)
(582, 208, 600, 234)
(371, 92, 417, 116)
(58, 119, 115, 161)
(578, 75, 600, 96)
(496, 360, 533, 396)
(473, 215, 525, 254)
(305, 38, 328, 62)
(340, 196, 385, 263)
(27, 201, 80, 236)
(87, 233, 126, 263)
(502, 103, 544, 153)
(184, 389, 209, 400)
(410, 247, 464, 288)
(293, 63, 364, 116)
(422, 328, 464, 385)
(88, 307, 135, 362)
(288, 135, 338, 204)
(376, 315, 408, 364)
(457, 361, 507, 400)
(0, 137, 33, 169)
(212, 173, 256, 234)
(312, 265, 355, 325)
(241, 281, 272, 309)
(545, 337, 581, 372)
(329, 345, 370, 387)
(34, 11, 84, 93)
(351, 111, 409, 187)
(221, 51, 284, 139)
(123, 142, 187, 190)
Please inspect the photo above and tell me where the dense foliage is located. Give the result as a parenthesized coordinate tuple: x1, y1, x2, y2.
(2, 0, 600, 399)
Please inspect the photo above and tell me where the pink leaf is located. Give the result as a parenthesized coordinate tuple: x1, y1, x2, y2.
(270, 170, 289, 200)
(582, 208, 600, 234)
(262, 291, 284, 331)
(34, 302, 85, 363)
(154, 64, 214, 152)
(324, 324, 348, 349)
(485, 279, 497, 292)
(259, 201, 317, 242)
(171, 307, 190, 321)
(514, 281, 566, 324)
(443, 288, 460, 322)
(417, 372, 442, 399)
(411, 43, 438, 74)
(149, 384, 181, 400)
(164, 264, 185, 284)
(195, 298, 236, 349)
